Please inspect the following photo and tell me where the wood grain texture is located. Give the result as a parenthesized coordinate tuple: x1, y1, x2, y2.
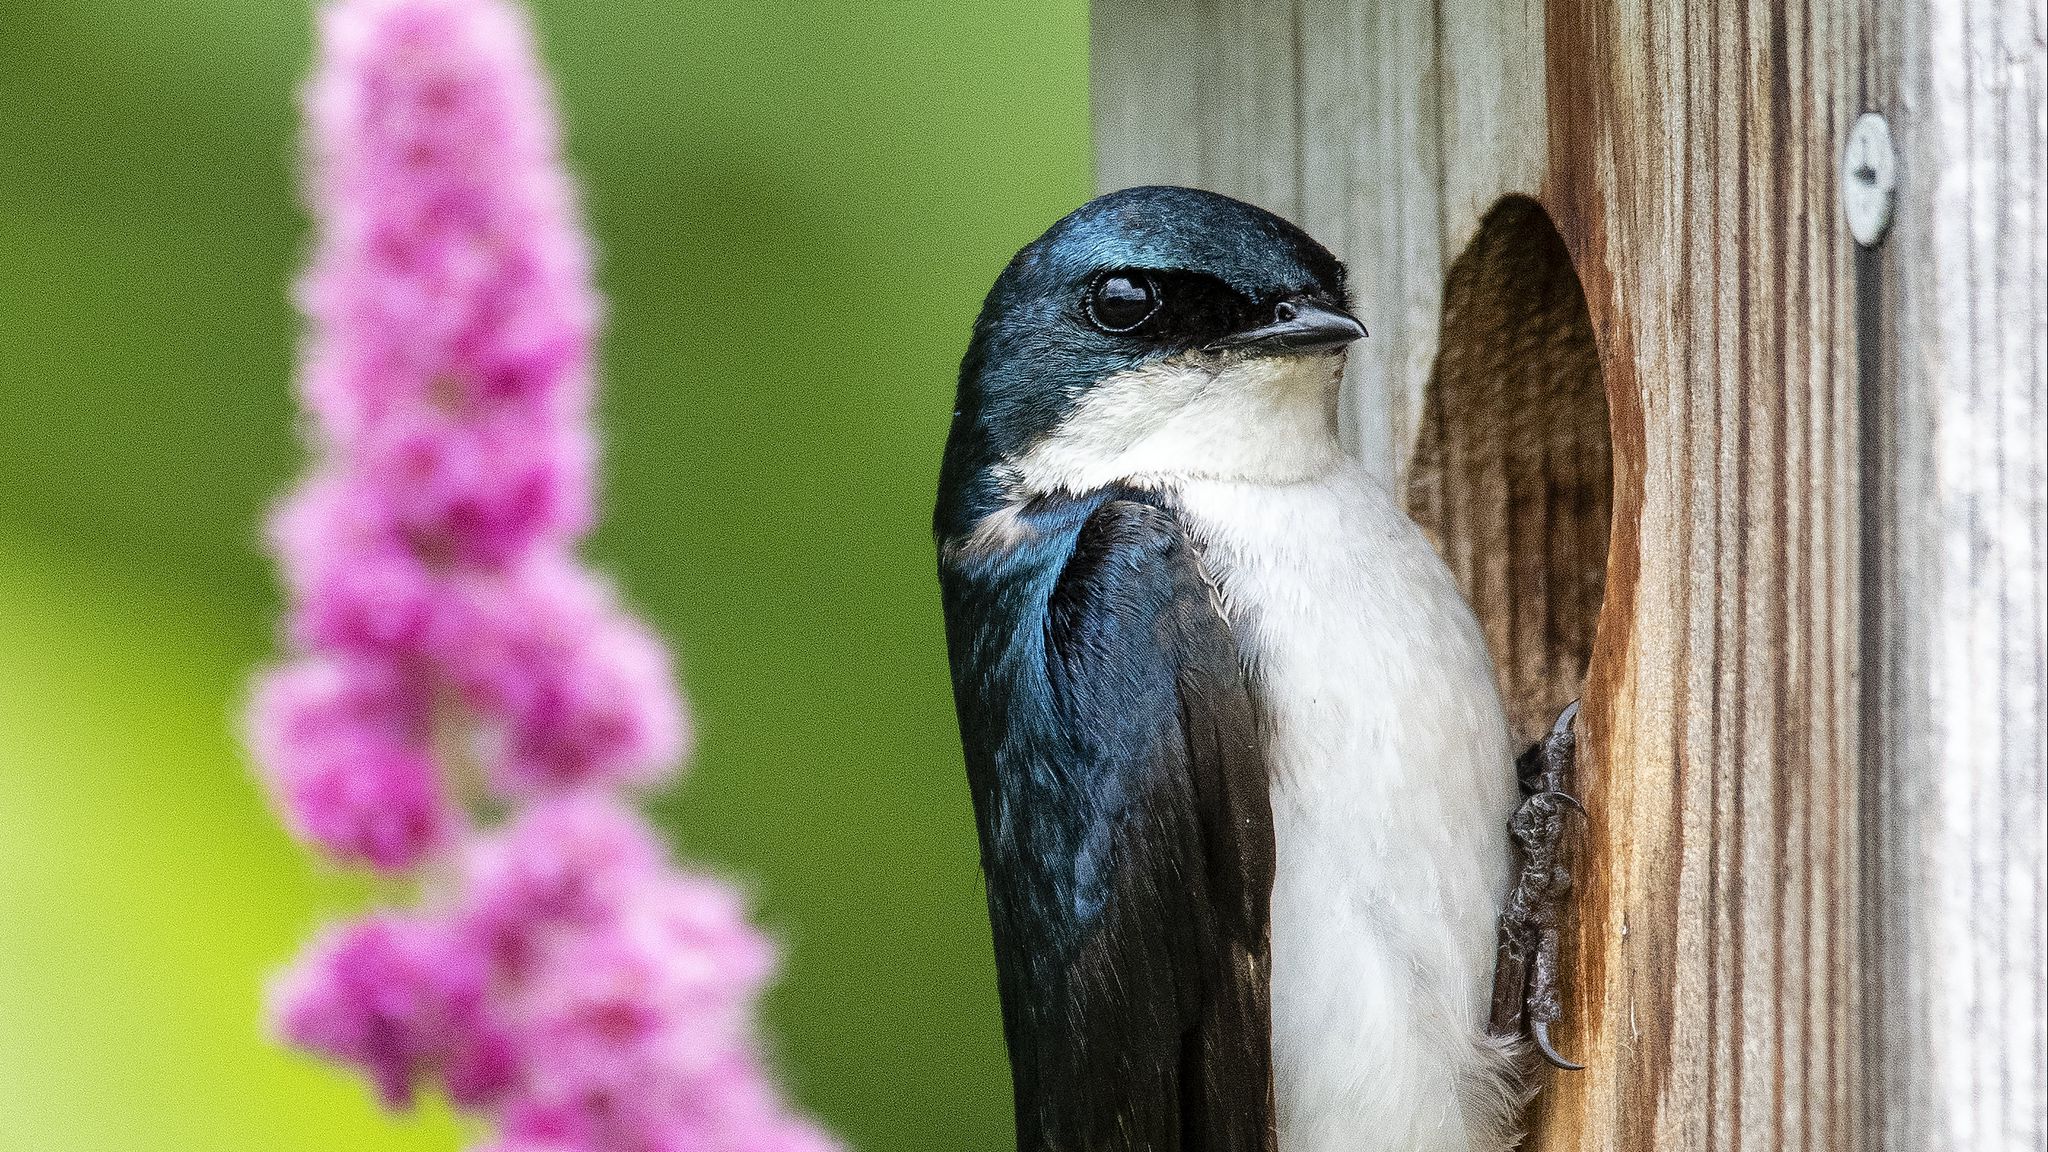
(1091, 0, 1299, 219)
(1297, 0, 1442, 487)
(1859, 0, 2048, 1148)
(1090, 0, 1206, 193)
(1532, 1, 1866, 1147)
(1436, 0, 1548, 260)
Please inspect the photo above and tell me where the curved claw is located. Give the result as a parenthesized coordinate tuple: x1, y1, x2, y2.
(1552, 699, 1581, 737)
(1531, 790, 1589, 821)
(1529, 1018, 1584, 1071)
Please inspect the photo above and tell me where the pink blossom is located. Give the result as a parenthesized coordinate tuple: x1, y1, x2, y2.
(455, 794, 669, 974)
(296, 0, 596, 450)
(249, 656, 453, 871)
(452, 801, 805, 1150)
(507, 873, 777, 1092)
(271, 488, 688, 802)
(270, 472, 444, 656)
(356, 405, 594, 566)
(492, 1048, 832, 1152)
(270, 914, 517, 1110)
(256, 1, 832, 1146)
(441, 562, 688, 796)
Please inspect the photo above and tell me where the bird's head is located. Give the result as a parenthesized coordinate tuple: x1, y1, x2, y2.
(946, 185, 1363, 505)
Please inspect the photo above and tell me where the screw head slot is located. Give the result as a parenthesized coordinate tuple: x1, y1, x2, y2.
(1843, 112, 1897, 248)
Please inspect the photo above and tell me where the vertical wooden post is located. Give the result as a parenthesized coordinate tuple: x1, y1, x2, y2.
(1860, 1, 2048, 1148)
(1092, 1, 2044, 1149)
(1534, 2, 1866, 1147)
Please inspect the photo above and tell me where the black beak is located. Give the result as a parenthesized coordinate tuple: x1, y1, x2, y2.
(1209, 297, 1367, 354)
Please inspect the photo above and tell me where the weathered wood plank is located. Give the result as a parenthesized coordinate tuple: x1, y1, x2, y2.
(1091, 0, 1299, 219)
(1860, 0, 2048, 1147)
(1093, 6, 1871, 1152)
(1436, 0, 1547, 258)
(1089, 0, 1206, 193)
(1527, 1, 1867, 1147)
(1297, 0, 1442, 486)
(1196, 0, 1302, 222)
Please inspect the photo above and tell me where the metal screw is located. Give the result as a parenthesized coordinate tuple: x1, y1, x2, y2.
(1843, 112, 1897, 247)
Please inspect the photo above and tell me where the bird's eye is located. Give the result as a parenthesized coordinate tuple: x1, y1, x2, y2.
(1085, 273, 1160, 333)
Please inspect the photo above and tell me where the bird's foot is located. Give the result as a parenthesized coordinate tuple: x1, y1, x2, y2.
(1487, 700, 1586, 1071)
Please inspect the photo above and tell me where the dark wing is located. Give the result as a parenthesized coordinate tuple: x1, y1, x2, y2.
(943, 495, 1275, 1152)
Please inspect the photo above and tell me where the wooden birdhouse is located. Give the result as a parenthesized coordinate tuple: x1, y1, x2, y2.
(1090, 2, 2046, 1148)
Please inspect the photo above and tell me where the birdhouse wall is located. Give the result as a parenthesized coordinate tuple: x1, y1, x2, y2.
(1091, 1, 2047, 1150)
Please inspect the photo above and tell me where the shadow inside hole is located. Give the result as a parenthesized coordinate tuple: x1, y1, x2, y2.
(1406, 196, 1612, 748)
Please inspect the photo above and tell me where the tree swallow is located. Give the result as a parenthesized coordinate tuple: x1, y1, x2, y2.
(936, 185, 1570, 1152)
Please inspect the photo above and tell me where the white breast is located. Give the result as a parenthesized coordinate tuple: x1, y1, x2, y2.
(1178, 467, 1524, 1152)
(1001, 349, 1526, 1149)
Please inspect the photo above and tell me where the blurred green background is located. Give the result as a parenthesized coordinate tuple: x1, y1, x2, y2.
(0, 2, 1089, 1148)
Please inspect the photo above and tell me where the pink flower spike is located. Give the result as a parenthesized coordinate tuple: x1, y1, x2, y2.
(626, 872, 780, 1012)
(492, 606, 687, 794)
(479, 880, 795, 1152)
(298, 0, 597, 447)
(269, 914, 517, 1110)
(249, 657, 454, 871)
(357, 403, 594, 566)
(270, 472, 445, 656)
(456, 793, 668, 972)
(441, 561, 689, 797)
(258, 0, 835, 1144)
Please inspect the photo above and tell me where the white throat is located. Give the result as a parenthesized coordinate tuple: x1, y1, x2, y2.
(1002, 351, 1350, 496)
